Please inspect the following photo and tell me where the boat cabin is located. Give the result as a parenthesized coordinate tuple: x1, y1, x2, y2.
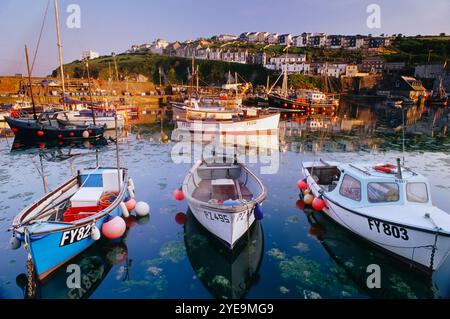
(304, 161, 432, 207)
(37, 111, 75, 128)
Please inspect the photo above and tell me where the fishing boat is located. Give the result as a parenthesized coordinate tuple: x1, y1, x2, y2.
(172, 100, 280, 136)
(182, 157, 267, 248)
(305, 210, 443, 298)
(16, 238, 129, 299)
(184, 210, 263, 299)
(9, 167, 134, 280)
(66, 108, 125, 130)
(428, 78, 448, 107)
(5, 111, 105, 141)
(267, 61, 339, 114)
(301, 158, 450, 272)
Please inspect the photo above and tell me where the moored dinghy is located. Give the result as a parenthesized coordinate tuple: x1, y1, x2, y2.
(301, 158, 450, 272)
(10, 167, 134, 280)
(183, 157, 267, 248)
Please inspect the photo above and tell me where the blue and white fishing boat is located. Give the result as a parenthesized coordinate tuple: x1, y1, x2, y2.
(9, 167, 135, 280)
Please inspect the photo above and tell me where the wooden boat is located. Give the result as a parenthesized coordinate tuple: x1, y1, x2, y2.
(16, 239, 128, 298)
(10, 167, 133, 280)
(184, 210, 263, 299)
(305, 210, 443, 298)
(267, 62, 339, 114)
(172, 100, 280, 136)
(66, 109, 125, 130)
(182, 157, 267, 248)
(301, 159, 450, 272)
(5, 111, 105, 141)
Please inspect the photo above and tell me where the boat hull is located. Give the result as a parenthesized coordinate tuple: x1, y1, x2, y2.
(268, 94, 338, 115)
(302, 166, 450, 271)
(27, 210, 121, 280)
(187, 200, 256, 248)
(66, 115, 125, 130)
(175, 113, 280, 135)
(5, 116, 105, 140)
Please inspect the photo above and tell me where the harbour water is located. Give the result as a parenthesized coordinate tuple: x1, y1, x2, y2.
(1, 100, 450, 299)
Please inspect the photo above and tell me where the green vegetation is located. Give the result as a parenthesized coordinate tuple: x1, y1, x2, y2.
(57, 36, 449, 90)
(59, 52, 276, 86)
(381, 36, 450, 64)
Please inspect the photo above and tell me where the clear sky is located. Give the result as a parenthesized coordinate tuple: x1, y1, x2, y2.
(0, 0, 449, 76)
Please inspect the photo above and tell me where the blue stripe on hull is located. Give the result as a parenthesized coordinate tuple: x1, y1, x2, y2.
(29, 207, 122, 278)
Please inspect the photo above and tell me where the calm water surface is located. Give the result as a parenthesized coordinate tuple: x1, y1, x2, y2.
(1, 100, 450, 299)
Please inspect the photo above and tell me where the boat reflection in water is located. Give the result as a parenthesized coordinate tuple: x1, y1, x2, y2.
(306, 209, 450, 298)
(10, 137, 108, 153)
(16, 236, 129, 299)
(184, 211, 263, 299)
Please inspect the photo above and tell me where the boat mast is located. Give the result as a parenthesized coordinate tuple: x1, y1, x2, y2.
(281, 46, 289, 96)
(24, 45, 38, 120)
(54, 0, 66, 97)
(114, 106, 121, 189)
(85, 60, 97, 125)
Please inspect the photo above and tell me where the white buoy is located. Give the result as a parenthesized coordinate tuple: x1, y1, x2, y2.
(127, 185, 135, 198)
(120, 202, 130, 218)
(128, 178, 136, 192)
(91, 224, 101, 241)
(135, 201, 150, 217)
(9, 237, 21, 250)
(82, 130, 90, 139)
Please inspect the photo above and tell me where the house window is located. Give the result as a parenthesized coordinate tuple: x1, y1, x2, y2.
(368, 183, 399, 203)
(339, 175, 361, 201)
(406, 183, 428, 203)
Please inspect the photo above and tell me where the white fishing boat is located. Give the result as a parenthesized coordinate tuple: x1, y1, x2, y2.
(301, 158, 450, 272)
(182, 157, 267, 248)
(172, 100, 280, 136)
(66, 109, 125, 130)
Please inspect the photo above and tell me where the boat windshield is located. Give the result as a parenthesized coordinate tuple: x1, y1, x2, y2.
(339, 175, 361, 201)
(367, 182, 399, 203)
(406, 183, 429, 203)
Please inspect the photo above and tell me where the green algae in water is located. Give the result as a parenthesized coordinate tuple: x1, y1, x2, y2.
(279, 286, 290, 294)
(267, 248, 286, 260)
(159, 241, 186, 263)
(285, 215, 300, 224)
(293, 242, 310, 253)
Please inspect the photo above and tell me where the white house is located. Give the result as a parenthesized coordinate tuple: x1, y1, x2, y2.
(195, 47, 210, 60)
(265, 54, 308, 73)
(222, 49, 248, 64)
(293, 33, 311, 47)
(208, 48, 222, 60)
(308, 33, 327, 47)
(257, 32, 269, 43)
(268, 33, 279, 44)
(317, 63, 348, 77)
(149, 38, 169, 54)
(81, 50, 100, 60)
(248, 32, 260, 43)
(217, 34, 238, 42)
(278, 34, 293, 46)
(415, 64, 447, 79)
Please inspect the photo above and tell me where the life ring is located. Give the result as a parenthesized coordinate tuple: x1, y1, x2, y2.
(99, 192, 118, 207)
(374, 164, 397, 174)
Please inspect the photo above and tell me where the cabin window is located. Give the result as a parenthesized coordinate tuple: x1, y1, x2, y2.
(367, 182, 399, 203)
(406, 183, 428, 203)
(339, 175, 361, 201)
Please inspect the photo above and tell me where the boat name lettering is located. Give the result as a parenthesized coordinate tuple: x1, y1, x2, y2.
(60, 224, 93, 247)
(203, 211, 230, 223)
(367, 218, 409, 240)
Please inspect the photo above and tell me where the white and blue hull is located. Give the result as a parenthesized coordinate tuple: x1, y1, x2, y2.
(303, 167, 450, 271)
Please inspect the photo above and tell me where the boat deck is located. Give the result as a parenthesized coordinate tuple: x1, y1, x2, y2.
(192, 180, 253, 203)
